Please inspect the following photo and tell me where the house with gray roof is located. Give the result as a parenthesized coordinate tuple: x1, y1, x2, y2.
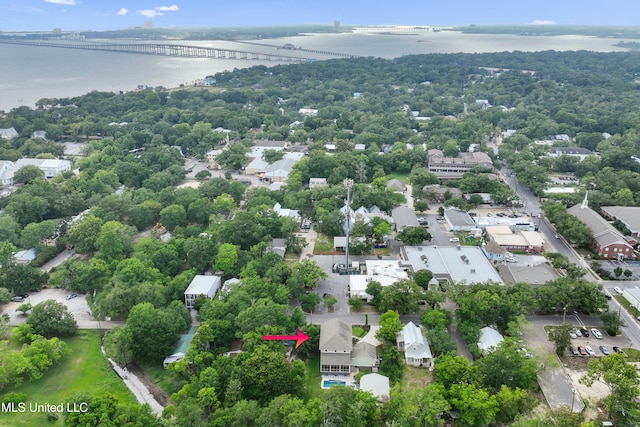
(392, 206, 419, 231)
(567, 194, 634, 259)
(319, 318, 353, 374)
(443, 207, 476, 232)
(0, 128, 18, 140)
(549, 147, 596, 161)
(351, 341, 377, 368)
(360, 373, 390, 401)
(263, 158, 297, 183)
(386, 179, 406, 192)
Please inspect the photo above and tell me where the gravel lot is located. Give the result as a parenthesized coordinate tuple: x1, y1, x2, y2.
(2, 288, 92, 325)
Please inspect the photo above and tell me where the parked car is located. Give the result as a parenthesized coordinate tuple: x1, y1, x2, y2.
(571, 346, 579, 356)
(599, 346, 610, 355)
(65, 293, 78, 300)
(506, 257, 518, 263)
(577, 346, 587, 356)
(569, 331, 577, 339)
(10, 296, 24, 302)
(614, 286, 623, 294)
(612, 346, 624, 354)
(449, 238, 460, 243)
(580, 328, 590, 337)
(585, 346, 596, 356)
(574, 329, 582, 337)
(591, 328, 603, 339)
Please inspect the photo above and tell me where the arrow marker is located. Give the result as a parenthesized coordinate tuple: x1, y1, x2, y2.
(262, 328, 310, 349)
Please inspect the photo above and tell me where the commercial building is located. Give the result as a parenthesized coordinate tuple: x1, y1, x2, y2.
(600, 206, 640, 240)
(349, 260, 409, 302)
(567, 195, 635, 259)
(402, 246, 503, 285)
(443, 208, 476, 232)
(549, 147, 596, 161)
(427, 149, 493, 180)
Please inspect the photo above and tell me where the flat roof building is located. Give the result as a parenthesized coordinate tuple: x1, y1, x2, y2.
(444, 208, 476, 232)
(402, 246, 503, 285)
(349, 260, 409, 302)
(427, 149, 493, 180)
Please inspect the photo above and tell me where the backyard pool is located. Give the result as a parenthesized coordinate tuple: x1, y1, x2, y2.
(322, 379, 347, 388)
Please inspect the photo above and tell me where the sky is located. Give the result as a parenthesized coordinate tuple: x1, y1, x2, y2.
(1, 0, 639, 32)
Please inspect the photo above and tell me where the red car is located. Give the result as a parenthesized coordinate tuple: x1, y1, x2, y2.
(577, 346, 587, 356)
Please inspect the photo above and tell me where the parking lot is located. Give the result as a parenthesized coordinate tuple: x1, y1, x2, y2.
(597, 259, 640, 280)
(1, 288, 92, 326)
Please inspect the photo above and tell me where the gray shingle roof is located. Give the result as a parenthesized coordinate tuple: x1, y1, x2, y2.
(319, 318, 352, 352)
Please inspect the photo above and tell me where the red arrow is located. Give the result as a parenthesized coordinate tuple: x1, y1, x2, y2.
(262, 328, 310, 349)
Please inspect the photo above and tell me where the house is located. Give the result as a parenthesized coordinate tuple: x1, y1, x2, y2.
(427, 149, 493, 180)
(0, 128, 18, 140)
(360, 373, 390, 401)
(184, 275, 222, 309)
(298, 108, 318, 117)
(422, 184, 463, 202)
(397, 322, 433, 368)
(443, 208, 476, 232)
(351, 341, 377, 368)
(32, 131, 47, 140)
(600, 206, 640, 239)
(319, 318, 353, 374)
(14, 248, 36, 264)
(273, 202, 300, 219)
(481, 241, 507, 262)
(392, 206, 420, 231)
(354, 143, 366, 151)
(386, 179, 406, 192)
(567, 194, 635, 259)
(244, 157, 270, 176)
(163, 326, 196, 368)
(14, 158, 71, 179)
(268, 238, 287, 257)
(263, 158, 297, 183)
(478, 326, 504, 353)
(309, 178, 327, 189)
(0, 161, 16, 186)
(549, 147, 596, 161)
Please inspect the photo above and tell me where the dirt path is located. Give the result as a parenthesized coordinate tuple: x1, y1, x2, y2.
(128, 363, 170, 407)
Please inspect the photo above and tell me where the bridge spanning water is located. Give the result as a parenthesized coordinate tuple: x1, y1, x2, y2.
(233, 40, 361, 58)
(0, 40, 311, 62)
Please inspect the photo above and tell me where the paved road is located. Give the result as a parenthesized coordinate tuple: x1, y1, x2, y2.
(40, 248, 76, 272)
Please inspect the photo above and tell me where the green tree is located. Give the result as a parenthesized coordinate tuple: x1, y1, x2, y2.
(323, 294, 337, 311)
(494, 385, 529, 425)
(66, 214, 103, 254)
(396, 226, 432, 245)
(214, 243, 238, 275)
(123, 302, 185, 363)
(434, 354, 478, 389)
(15, 303, 32, 315)
(20, 220, 57, 249)
(376, 310, 403, 342)
(0, 288, 10, 305)
(348, 296, 364, 311)
(378, 279, 423, 314)
(449, 383, 499, 427)
(27, 299, 78, 338)
(299, 292, 321, 313)
(601, 311, 625, 337)
(547, 323, 574, 356)
(160, 204, 188, 231)
(1, 264, 48, 294)
(580, 353, 640, 422)
(13, 165, 44, 184)
(614, 266, 623, 277)
(286, 259, 327, 298)
(474, 342, 537, 391)
(379, 346, 405, 384)
(413, 269, 434, 290)
(0, 214, 21, 246)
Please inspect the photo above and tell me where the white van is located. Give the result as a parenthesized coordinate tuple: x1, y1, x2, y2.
(449, 237, 460, 243)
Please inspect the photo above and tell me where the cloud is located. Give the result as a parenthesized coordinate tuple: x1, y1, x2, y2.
(156, 5, 179, 12)
(137, 5, 179, 19)
(117, 8, 128, 16)
(529, 20, 557, 25)
(44, 0, 76, 4)
(138, 9, 163, 18)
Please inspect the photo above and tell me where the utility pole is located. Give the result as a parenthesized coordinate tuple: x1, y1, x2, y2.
(344, 178, 354, 273)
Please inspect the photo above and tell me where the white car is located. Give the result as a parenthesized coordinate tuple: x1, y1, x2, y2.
(449, 238, 460, 243)
(585, 346, 596, 356)
(569, 331, 577, 339)
(614, 287, 623, 294)
(574, 329, 582, 337)
(506, 257, 518, 263)
(591, 328, 603, 339)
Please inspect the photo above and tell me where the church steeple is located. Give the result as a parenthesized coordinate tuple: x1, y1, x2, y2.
(581, 191, 589, 209)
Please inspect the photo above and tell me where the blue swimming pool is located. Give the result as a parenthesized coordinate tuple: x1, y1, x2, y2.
(322, 379, 347, 388)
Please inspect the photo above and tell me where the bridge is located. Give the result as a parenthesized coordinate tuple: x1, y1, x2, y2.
(233, 40, 361, 59)
(0, 40, 311, 62)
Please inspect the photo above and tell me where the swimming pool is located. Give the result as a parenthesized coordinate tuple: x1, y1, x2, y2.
(322, 379, 347, 388)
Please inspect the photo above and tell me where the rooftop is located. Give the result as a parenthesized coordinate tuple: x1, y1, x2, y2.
(402, 246, 503, 285)
(601, 206, 640, 232)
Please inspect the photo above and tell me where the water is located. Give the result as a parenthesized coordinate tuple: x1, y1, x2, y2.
(0, 31, 630, 112)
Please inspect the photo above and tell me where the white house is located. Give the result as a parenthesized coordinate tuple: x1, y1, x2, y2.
(15, 159, 71, 179)
(0, 128, 18, 140)
(478, 326, 504, 353)
(184, 275, 222, 309)
(309, 178, 327, 189)
(396, 322, 433, 368)
(298, 108, 318, 117)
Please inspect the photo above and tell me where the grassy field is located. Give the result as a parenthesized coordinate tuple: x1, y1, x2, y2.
(386, 173, 409, 182)
(304, 356, 324, 400)
(0, 330, 136, 427)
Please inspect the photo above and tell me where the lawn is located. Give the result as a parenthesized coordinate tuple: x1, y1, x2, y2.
(304, 355, 324, 400)
(386, 172, 409, 182)
(0, 330, 136, 427)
